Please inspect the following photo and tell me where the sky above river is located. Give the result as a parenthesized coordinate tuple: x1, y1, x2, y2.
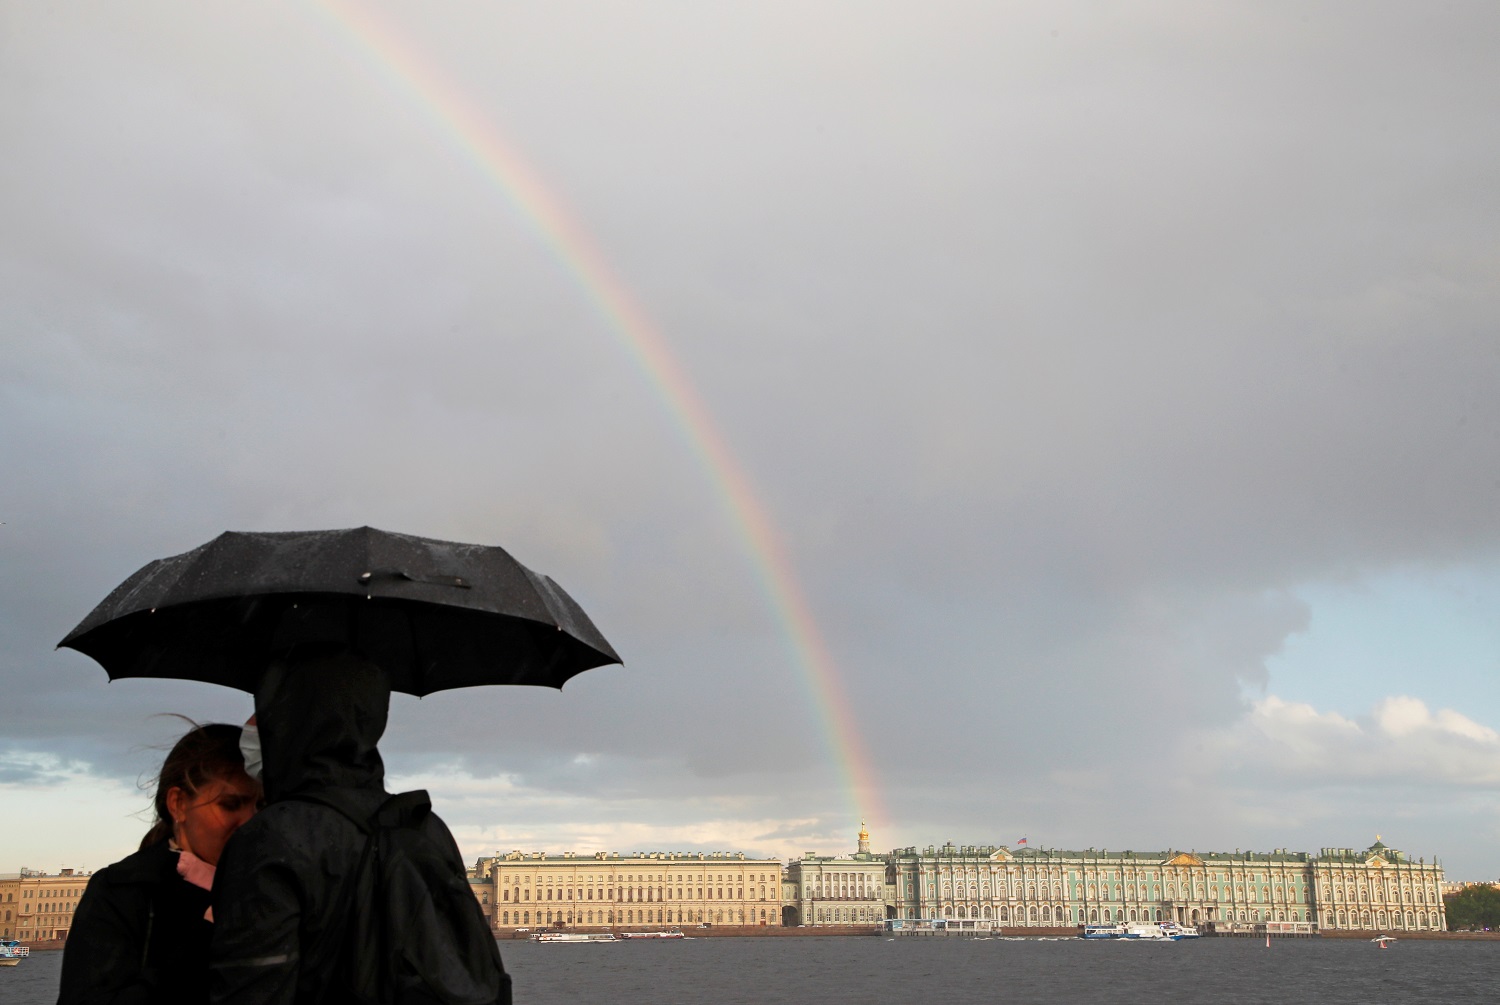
(4, 1, 1500, 880)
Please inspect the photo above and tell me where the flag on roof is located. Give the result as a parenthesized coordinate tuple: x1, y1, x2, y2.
(1017, 837, 1027, 846)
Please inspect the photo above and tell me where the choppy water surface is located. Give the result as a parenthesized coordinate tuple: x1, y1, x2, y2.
(10, 935, 1500, 1004)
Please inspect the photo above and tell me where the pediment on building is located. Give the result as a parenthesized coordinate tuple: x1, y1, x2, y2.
(990, 850, 1013, 862)
(1366, 855, 1387, 868)
(1166, 853, 1204, 867)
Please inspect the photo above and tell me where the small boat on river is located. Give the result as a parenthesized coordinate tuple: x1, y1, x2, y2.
(619, 928, 687, 940)
(0, 940, 30, 966)
(530, 932, 618, 944)
(1081, 922, 1198, 941)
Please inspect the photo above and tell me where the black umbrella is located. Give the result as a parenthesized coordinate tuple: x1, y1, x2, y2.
(58, 527, 622, 695)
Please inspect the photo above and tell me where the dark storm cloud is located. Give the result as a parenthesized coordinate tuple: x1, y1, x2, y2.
(4, 1, 1500, 872)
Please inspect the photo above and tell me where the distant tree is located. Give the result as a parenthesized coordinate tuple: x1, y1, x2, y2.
(1445, 885, 1500, 931)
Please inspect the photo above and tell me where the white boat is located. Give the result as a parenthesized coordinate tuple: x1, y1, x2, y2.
(530, 932, 618, 944)
(1081, 923, 1126, 939)
(1088, 922, 1199, 941)
(619, 928, 687, 940)
(0, 940, 29, 966)
(1122, 923, 1174, 940)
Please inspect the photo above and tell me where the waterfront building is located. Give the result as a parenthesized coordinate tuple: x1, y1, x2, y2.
(887, 839, 1444, 932)
(0, 875, 17, 940)
(3, 868, 94, 942)
(1310, 841, 1446, 932)
(1442, 879, 1498, 896)
(783, 823, 889, 927)
(469, 849, 783, 930)
(888, 843, 1076, 927)
(468, 875, 494, 929)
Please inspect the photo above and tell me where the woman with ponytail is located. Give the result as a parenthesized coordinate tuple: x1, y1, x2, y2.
(60, 721, 260, 1005)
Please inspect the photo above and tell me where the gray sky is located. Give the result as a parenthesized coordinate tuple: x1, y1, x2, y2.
(4, 1, 1500, 879)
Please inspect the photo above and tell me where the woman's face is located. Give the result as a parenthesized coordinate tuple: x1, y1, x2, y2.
(166, 772, 261, 866)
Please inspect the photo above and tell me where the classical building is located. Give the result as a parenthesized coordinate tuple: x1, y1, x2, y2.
(889, 843, 1076, 926)
(887, 839, 1445, 932)
(783, 823, 890, 927)
(1311, 841, 1445, 932)
(0, 875, 16, 941)
(469, 850, 783, 930)
(2, 868, 95, 942)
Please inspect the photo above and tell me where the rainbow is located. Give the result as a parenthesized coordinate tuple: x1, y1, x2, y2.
(311, 1, 883, 828)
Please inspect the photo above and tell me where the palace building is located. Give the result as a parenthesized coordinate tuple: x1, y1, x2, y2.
(887, 839, 1446, 932)
(1310, 841, 1445, 933)
(783, 822, 891, 927)
(0, 867, 94, 943)
(469, 849, 783, 930)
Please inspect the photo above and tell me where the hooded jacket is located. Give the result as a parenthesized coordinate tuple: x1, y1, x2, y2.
(59, 839, 214, 1005)
(208, 649, 503, 1005)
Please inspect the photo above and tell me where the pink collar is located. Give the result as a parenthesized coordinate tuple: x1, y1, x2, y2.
(176, 850, 217, 922)
(176, 849, 216, 891)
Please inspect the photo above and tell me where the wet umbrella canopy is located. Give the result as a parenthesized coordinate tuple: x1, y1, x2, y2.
(58, 527, 621, 695)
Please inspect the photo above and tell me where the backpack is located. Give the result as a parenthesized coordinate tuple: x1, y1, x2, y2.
(303, 790, 511, 1005)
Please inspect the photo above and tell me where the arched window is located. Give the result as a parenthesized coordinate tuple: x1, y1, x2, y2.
(1089, 909, 1097, 922)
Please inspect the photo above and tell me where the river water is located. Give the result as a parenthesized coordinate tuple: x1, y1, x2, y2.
(10, 935, 1499, 1004)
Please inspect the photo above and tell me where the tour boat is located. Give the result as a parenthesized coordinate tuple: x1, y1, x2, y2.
(619, 928, 687, 939)
(1083, 922, 1198, 941)
(530, 932, 618, 944)
(1156, 922, 1200, 940)
(1081, 923, 1126, 939)
(0, 940, 29, 966)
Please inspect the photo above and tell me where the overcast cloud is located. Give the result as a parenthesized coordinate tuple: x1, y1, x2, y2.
(3, 1, 1499, 878)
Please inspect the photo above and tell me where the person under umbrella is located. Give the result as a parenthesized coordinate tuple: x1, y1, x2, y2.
(60, 721, 261, 1005)
(209, 647, 508, 1005)
(60, 528, 619, 1005)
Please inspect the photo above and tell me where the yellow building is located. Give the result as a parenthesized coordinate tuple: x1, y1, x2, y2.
(0, 875, 18, 940)
(1311, 841, 1446, 932)
(471, 850, 782, 930)
(5, 868, 94, 943)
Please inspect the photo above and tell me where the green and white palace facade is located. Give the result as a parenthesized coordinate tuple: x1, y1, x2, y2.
(465, 830, 1446, 934)
(885, 839, 1445, 933)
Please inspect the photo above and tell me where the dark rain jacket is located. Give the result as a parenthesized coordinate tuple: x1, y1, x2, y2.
(59, 839, 214, 1005)
(208, 651, 504, 1005)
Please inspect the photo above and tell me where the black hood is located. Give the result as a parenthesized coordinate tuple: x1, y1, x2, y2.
(255, 648, 390, 803)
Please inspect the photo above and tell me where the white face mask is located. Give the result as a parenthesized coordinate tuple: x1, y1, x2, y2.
(239, 724, 263, 780)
